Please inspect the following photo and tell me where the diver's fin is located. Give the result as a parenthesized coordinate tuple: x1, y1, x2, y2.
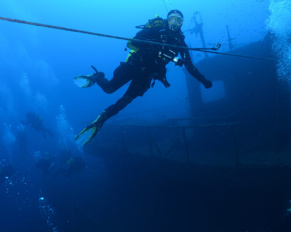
(73, 65, 99, 88)
(73, 75, 95, 88)
(74, 124, 98, 147)
(74, 112, 106, 147)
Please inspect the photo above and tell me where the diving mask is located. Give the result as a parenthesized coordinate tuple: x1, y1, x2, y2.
(167, 13, 184, 29)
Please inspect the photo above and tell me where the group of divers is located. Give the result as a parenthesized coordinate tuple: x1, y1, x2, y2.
(1, 112, 86, 180)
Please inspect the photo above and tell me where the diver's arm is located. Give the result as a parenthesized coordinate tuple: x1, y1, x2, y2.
(20, 120, 30, 125)
(180, 41, 212, 89)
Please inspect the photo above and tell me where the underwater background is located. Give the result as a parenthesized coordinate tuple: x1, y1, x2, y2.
(0, 0, 290, 231)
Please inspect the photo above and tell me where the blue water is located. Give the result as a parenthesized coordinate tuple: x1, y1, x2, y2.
(0, 0, 290, 231)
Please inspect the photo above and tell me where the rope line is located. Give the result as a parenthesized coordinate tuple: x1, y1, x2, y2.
(161, 0, 169, 13)
(0, 16, 276, 61)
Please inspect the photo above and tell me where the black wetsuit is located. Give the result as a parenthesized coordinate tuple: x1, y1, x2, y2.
(96, 24, 207, 120)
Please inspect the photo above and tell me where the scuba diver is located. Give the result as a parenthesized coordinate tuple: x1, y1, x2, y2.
(74, 10, 213, 146)
(20, 112, 54, 139)
(53, 155, 86, 178)
(16, 123, 28, 158)
(35, 152, 57, 176)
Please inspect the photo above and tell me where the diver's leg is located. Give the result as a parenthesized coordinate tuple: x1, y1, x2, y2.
(91, 96, 135, 133)
(44, 129, 54, 137)
(96, 62, 133, 94)
(75, 77, 152, 146)
(94, 77, 152, 128)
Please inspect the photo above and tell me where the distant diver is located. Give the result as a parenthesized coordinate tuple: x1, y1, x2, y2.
(21, 112, 54, 138)
(53, 155, 86, 178)
(35, 152, 57, 176)
(74, 10, 213, 146)
(16, 123, 28, 157)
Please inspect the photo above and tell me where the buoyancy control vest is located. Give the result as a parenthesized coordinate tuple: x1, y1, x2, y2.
(126, 16, 185, 67)
(126, 16, 167, 61)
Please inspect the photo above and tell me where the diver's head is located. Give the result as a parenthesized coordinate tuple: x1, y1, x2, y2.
(167, 9, 184, 31)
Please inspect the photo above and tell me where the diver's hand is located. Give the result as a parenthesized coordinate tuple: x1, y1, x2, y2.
(151, 73, 171, 88)
(201, 78, 213, 89)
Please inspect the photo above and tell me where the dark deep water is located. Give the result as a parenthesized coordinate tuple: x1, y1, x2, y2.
(1, 0, 291, 231)
(2, 150, 291, 232)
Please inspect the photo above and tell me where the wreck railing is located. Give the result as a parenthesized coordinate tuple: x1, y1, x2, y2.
(101, 120, 241, 166)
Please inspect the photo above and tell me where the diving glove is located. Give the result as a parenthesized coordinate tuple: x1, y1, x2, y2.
(200, 76, 213, 89)
(73, 65, 104, 88)
(202, 79, 213, 89)
(151, 73, 171, 88)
